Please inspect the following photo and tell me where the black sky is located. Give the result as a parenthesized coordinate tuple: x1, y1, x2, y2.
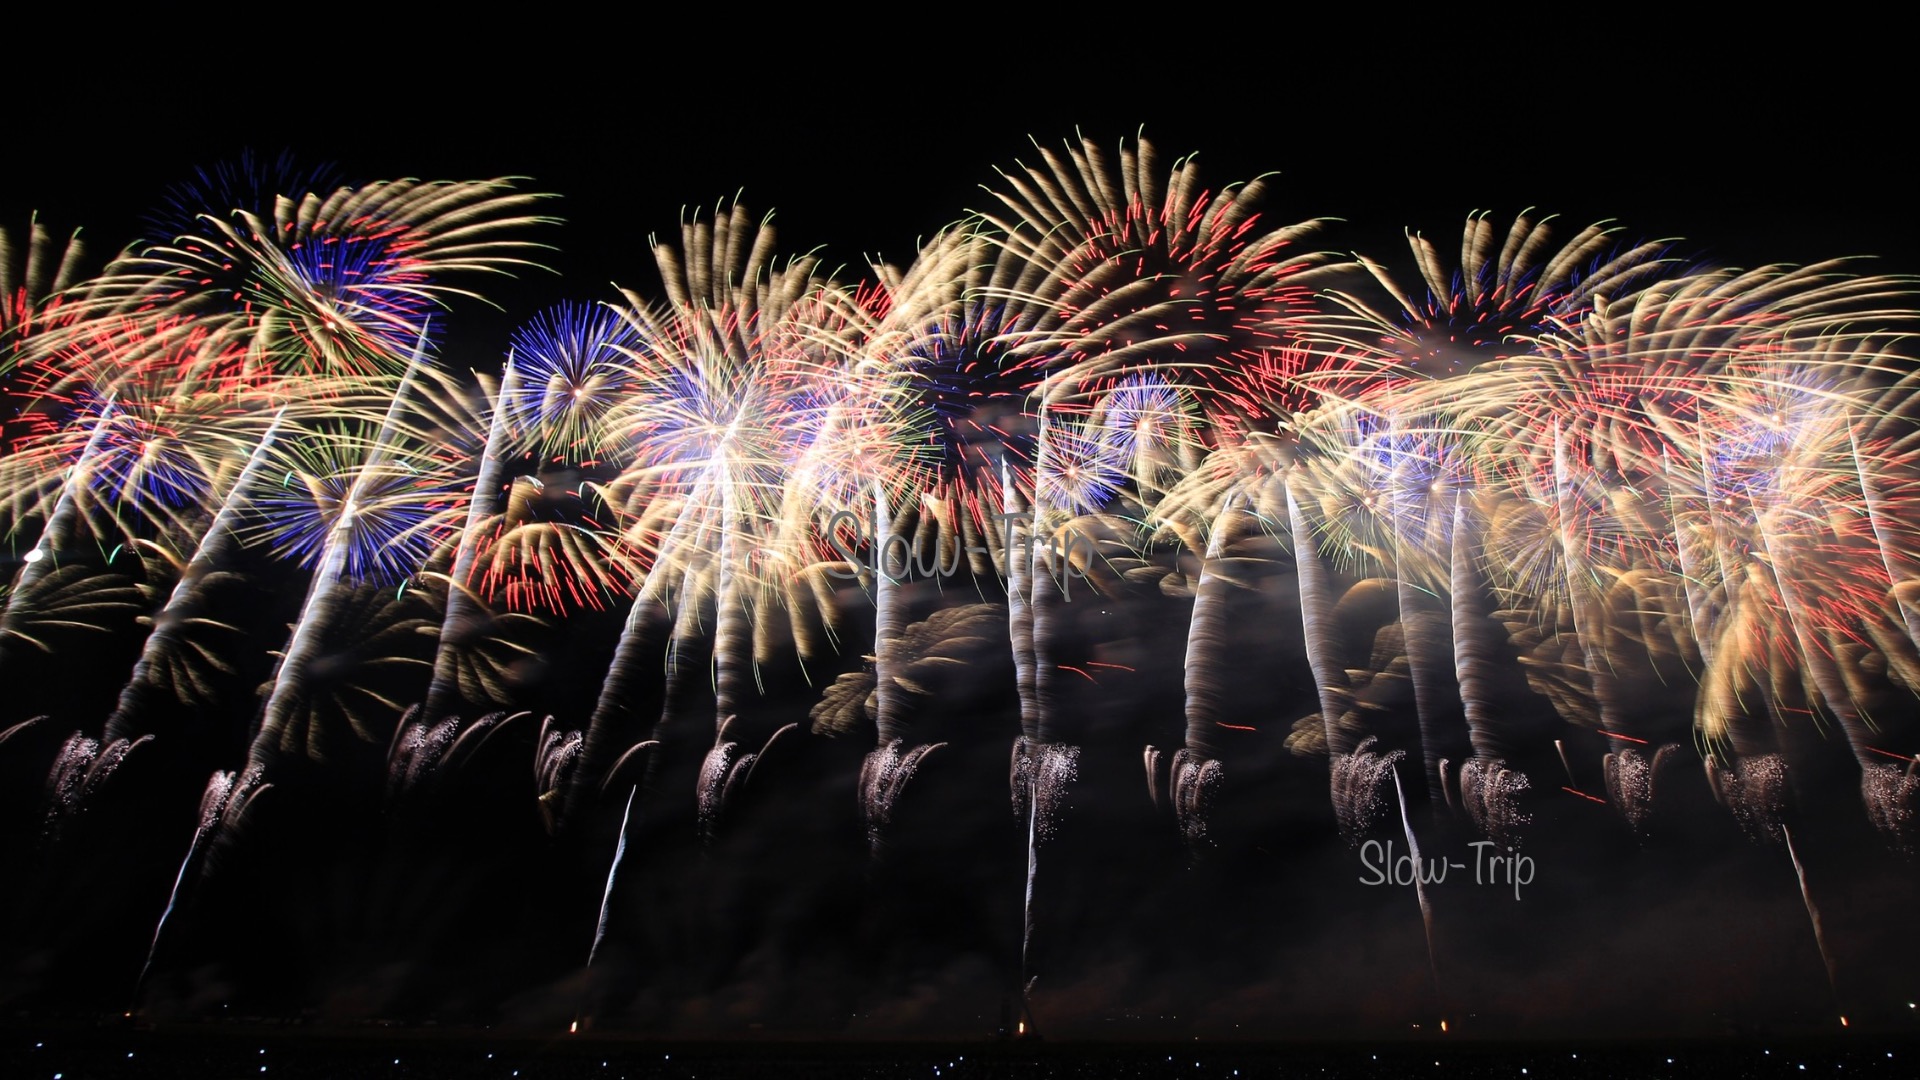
(6, 26, 1914, 357)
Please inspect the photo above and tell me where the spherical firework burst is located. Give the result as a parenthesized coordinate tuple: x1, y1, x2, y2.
(974, 134, 1367, 428)
(140, 149, 347, 245)
(0, 315, 285, 569)
(861, 227, 1044, 575)
(465, 474, 644, 612)
(61, 178, 557, 378)
(1325, 210, 1679, 377)
(1088, 374, 1204, 509)
(246, 425, 456, 584)
(610, 204, 932, 593)
(505, 301, 640, 463)
(241, 369, 481, 587)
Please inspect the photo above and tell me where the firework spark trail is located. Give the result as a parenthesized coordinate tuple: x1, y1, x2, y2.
(4, 398, 115, 596)
(1443, 495, 1505, 757)
(1552, 424, 1629, 741)
(857, 485, 926, 851)
(1393, 764, 1444, 1026)
(1391, 440, 1457, 807)
(1027, 449, 1067, 747)
(1551, 424, 1665, 826)
(132, 770, 237, 1003)
(250, 329, 430, 767)
(587, 204, 924, 830)
(1549, 739, 1577, 788)
(1020, 771, 1038, 1018)
(1446, 494, 1535, 842)
(1, 216, 87, 339)
(1165, 487, 1249, 853)
(1003, 460, 1038, 745)
(710, 483, 749, 733)
(565, 595, 670, 824)
(1661, 449, 1716, 670)
(871, 484, 907, 745)
(1010, 736, 1079, 1028)
(858, 739, 944, 857)
(1181, 495, 1239, 765)
(565, 488, 728, 976)
(1848, 425, 1920, 657)
(1753, 483, 1875, 766)
(421, 357, 520, 725)
(0, 398, 126, 679)
(1751, 470, 1918, 841)
(585, 781, 639, 971)
(564, 474, 718, 826)
(134, 821, 208, 1002)
(1781, 824, 1845, 1022)
(1286, 474, 1351, 760)
(1686, 427, 1784, 762)
(104, 408, 288, 743)
(693, 485, 761, 840)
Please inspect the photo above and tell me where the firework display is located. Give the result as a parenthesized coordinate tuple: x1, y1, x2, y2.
(2, 135, 1918, 1039)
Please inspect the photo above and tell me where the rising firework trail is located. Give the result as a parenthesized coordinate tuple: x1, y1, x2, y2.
(1020, 765, 1038, 1025)
(131, 767, 265, 1005)
(1003, 460, 1037, 743)
(1753, 473, 1876, 773)
(1447, 493, 1531, 843)
(1660, 448, 1716, 670)
(693, 488, 766, 842)
(1393, 764, 1444, 1028)
(251, 328, 429, 767)
(105, 408, 287, 742)
(871, 485, 905, 748)
(1848, 424, 1920, 658)
(0, 398, 116, 660)
(570, 475, 738, 990)
(1390, 427, 1458, 807)
(855, 484, 950, 854)
(421, 356, 519, 725)
(1781, 824, 1845, 1025)
(1171, 494, 1241, 852)
(1552, 424, 1627, 743)
(586, 781, 640, 972)
(1288, 471, 1366, 834)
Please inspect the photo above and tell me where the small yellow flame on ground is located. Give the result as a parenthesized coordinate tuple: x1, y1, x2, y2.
(569, 1020, 579, 1034)
(1840, 1016, 1849, 1027)
(1440, 1020, 1448, 1033)
(1017, 1022, 1026, 1035)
